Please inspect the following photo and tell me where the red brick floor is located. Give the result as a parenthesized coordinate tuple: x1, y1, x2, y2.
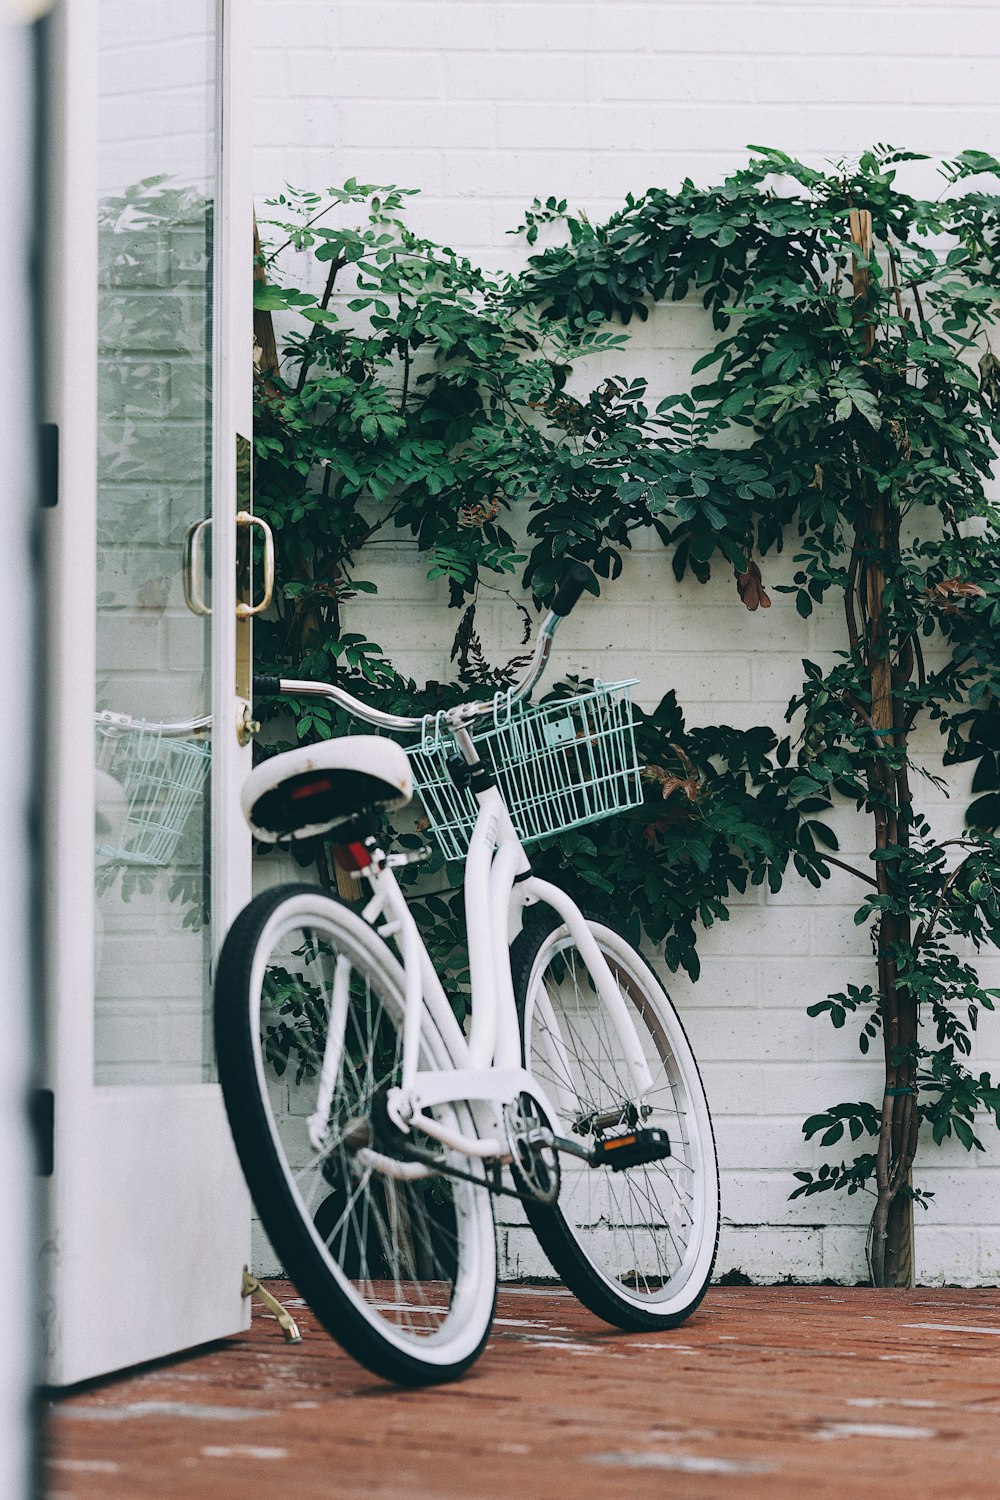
(45, 1281, 1000, 1500)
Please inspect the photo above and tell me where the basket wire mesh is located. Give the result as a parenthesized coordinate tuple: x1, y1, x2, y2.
(407, 680, 643, 862)
(95, 721, 211, 867)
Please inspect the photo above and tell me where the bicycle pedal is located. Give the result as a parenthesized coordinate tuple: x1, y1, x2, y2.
(590, 1127, 671, 1171)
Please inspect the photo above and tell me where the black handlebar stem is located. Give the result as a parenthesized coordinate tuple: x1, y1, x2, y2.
(550, 564, 592, 618)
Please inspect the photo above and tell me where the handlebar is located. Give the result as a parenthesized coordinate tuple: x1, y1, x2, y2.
(253, 565, 594, 734)
(95, 709, 212, 738)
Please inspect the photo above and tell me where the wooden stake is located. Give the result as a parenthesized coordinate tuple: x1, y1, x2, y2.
(253, 217, 280, 384)
(849, 208, 875, 356)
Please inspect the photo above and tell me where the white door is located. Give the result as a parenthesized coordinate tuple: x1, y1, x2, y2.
(41, 0, 255, 1386)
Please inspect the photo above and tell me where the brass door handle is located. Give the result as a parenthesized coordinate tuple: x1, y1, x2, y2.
(235, 510, 275, 619)
(182, 517, 212, 617)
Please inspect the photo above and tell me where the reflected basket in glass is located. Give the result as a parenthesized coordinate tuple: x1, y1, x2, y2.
(95, 720, 211, 867)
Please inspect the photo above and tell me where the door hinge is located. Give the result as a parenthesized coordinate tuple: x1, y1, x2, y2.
(39, 423, 58, 508)
(33, 1088, 53, 1176)
(241, 1268, 301, 1343)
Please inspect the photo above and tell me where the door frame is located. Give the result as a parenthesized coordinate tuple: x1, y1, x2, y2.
(40, 0, 254, 1387)
(2, 4, 45, 1487)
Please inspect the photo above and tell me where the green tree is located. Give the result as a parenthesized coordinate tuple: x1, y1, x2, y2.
(516, 145, 1000, 1283)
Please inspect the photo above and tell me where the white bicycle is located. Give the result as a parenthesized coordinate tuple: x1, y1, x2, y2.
(214, 567, 719, 1385)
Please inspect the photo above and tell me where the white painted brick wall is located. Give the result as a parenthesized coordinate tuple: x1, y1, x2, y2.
(252, 0, 1000, 1285)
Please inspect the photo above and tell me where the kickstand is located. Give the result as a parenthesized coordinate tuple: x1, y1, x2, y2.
(241, 1267, 302, 1344)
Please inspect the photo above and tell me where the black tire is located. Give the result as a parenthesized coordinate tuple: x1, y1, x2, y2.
(214, 883, 497, 1385)
(511, 908, 719, 1331)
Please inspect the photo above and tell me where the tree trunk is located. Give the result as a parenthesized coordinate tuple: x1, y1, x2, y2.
(848, 208, 918, 1285)
(860, 492, 917, 1287)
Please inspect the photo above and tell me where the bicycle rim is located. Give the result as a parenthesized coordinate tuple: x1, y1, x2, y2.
(215, 885, 496, 1383)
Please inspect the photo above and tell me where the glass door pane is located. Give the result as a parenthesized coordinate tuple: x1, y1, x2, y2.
(94, 0, 217, 1083)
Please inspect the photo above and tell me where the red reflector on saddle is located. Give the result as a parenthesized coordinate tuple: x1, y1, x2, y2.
(290, 777, 333, 801)
(333, 841, 373, 871)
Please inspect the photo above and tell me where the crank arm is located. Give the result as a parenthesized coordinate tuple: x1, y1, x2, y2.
(398, 1122, 673, 1194)
(550, 1132, 593, 1163)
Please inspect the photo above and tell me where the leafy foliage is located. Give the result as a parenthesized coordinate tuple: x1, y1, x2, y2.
(252, 180, 820, 986)
(512, 143, 1000, 1282)
(525, 691, 816, 981)
(254, 151, 1000, 1285)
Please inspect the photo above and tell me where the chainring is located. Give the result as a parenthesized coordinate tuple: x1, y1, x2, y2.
(504, 1092, 560, 1206)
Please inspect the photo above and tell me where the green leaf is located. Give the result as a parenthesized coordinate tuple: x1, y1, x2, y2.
(850, 388, 882, 431)
(807, 820, 839, 850)
(253, 284, 317, 311)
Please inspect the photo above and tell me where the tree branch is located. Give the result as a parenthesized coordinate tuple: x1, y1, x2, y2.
(913, 850, 981, 952)
(822, 854, 880, 889)
(294, 255, 346, 395)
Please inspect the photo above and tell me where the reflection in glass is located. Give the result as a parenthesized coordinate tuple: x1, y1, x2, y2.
(94, 2, 216, 1084)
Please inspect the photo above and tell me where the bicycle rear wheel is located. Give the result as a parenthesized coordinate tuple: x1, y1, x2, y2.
(512, 910, 719, 1330)
(215, 883, 496, 1384)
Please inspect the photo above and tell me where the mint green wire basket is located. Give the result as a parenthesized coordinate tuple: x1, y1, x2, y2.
(407, 680, 643, 862)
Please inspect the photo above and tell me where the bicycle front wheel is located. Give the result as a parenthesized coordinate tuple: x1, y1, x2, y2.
(512, 910, 719, 1330)
(215, 884, 497, 1385)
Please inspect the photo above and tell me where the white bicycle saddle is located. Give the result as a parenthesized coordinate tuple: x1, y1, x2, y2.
(242, 735, 413, 842)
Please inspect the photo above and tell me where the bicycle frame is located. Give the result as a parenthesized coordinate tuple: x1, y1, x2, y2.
(349, 764, 656, 1173)
(257, 571, 655, 1176)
